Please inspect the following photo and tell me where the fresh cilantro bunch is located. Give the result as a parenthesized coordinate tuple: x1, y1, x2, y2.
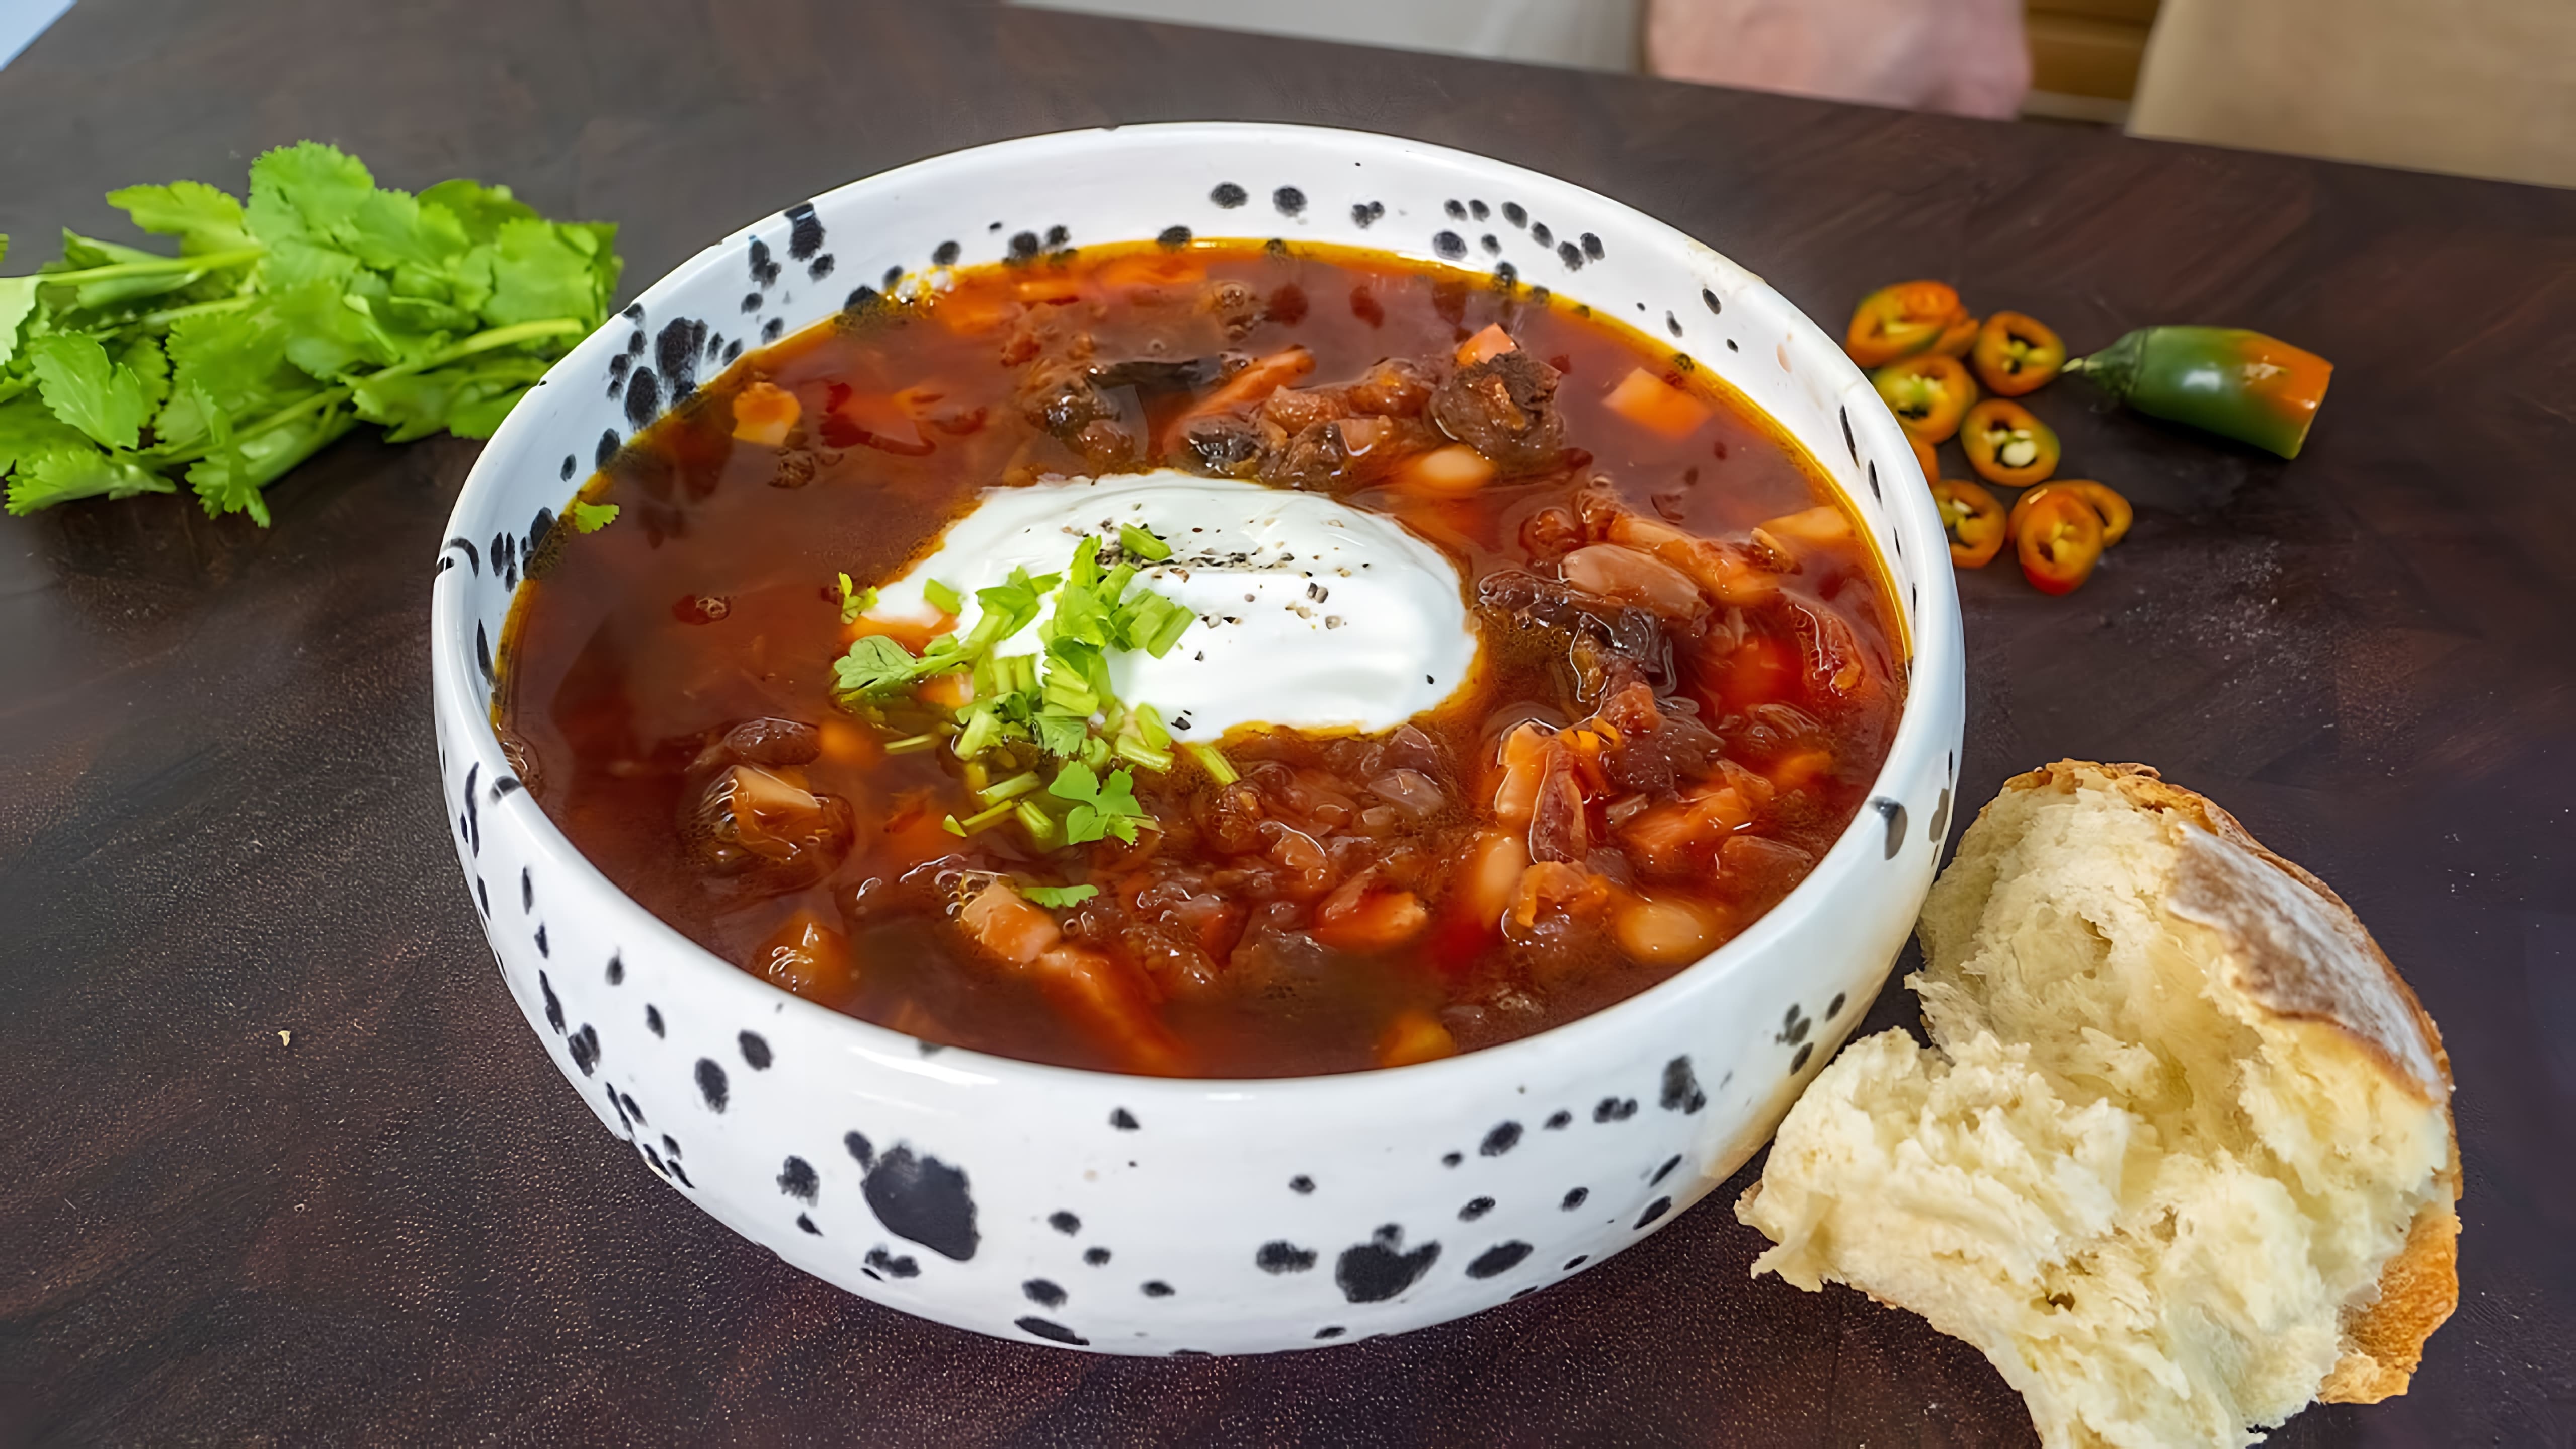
(0, 142, 620, 524)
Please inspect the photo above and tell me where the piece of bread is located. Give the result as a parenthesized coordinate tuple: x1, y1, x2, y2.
(1737, 761, 2458, 1448)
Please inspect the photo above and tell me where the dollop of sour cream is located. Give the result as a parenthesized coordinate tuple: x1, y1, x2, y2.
(864, 471, 1476, 736)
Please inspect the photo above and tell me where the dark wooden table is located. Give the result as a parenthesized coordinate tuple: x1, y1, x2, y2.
(5, 2, 2572, 1443)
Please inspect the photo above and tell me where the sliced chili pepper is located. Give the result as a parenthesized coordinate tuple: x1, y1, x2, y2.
(1846, 281, 1966, 368)
(1961, 399, 2060, 487)
(2014, 487, 2105, 595)
(1908, 432, 1939, 483)
(1931, 479, 2005, 568)
(1971, 311, 2065, 396)
(1872, 353, 1977, 444)
(1931, 310, 1980, 359)
(2062, 326, 2331, 459)
(2010, 480, 2132, 547)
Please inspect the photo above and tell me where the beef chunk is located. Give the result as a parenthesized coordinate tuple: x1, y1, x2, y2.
(1478, 568, 1677, 690)
(1344, 359, 1434, 418)
(1202, 280, 1264, 340)
(1260, 386, 1350, 436)
(1177, 413, 1267, 477)
(1271, 421, 1352, 492)
(1020, 359, 1118, 436)
(679, 720, 852, 896)
(1093, 356, 1224, 399)
(1267, 415, 1437, 493)
(1431, 350, 1564, 472)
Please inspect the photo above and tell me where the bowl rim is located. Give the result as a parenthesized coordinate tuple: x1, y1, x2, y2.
(433, 120, 1961, 1100)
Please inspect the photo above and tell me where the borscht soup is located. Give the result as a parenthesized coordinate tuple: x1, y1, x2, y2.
(497, 240, 1905, 1078)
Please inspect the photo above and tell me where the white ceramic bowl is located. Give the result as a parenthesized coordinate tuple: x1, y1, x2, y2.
(431, 124, 1964, 1355)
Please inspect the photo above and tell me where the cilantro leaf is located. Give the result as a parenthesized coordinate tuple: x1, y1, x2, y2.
(1021, 883, 1098, 908)
(6, 446, 172, 515)
(245, 141, 377, 249)
(470, 217, 619, 328)
(1049, 762, 1149, 845)
(153, 307, 309, 450)
(346, 187, 471, 274)
(118, 334, 171, 416)
(417, 179, 539, 244)
(185, 398, 355, 524)
(0, 273, 40, 369)
(0, 395, 92, 475)
(1032, 712, 1091, 757)
(350, 354, 549, 442)
(105, 180, 256, 256)
(834, 634, 943, 698)
(568, 501, 619, 532)
(26, 332, 149, 449)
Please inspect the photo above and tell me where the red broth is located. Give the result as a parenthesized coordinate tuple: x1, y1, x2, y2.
(498, 240, 1904, 1077)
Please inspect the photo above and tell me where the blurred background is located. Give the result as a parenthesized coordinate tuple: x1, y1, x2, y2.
(1019, 0, 2576, 188)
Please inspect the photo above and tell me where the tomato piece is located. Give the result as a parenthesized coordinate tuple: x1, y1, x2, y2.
(1377, 1009, 1456, 1068)
(1398, 442, 1497, 496)
(2010, 480, 2133, 547)
(914, 671, 973, 710)
(2014, 487, 2106, 595)
(730, 380, 801, 447)
(1309, 888, 1430, 953)
(822, 390, 933, 456)
(1961, 398, 2061, 488)
(754, 911, 855, 999)
(1845, 281, 1967, 368)
(1602, 366, 1714, 440)
(1931, 479, 2006, 568)
(1873, 354, 1978, 444)
(1456, 322, 1518, 365)
(1971, 311, 2066, 396)
(1029, 945, 1191, 1076)
(960, 881, 1062, 964)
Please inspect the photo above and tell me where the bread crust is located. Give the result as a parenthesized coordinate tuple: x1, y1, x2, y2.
(1989, 761, 2460, 1402)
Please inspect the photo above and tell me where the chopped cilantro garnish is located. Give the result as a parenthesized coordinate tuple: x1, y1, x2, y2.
(567, 500, 618, 533)
(837, 572, 876, 623)
(1021, 883, 1099, 908)
(1032, 712, 1090, 758)
(1118, 521, 1172, 562)
(833, 634, 942, 697)
(829, 531, 1197, 854)
(1049, 761, 1150, 845)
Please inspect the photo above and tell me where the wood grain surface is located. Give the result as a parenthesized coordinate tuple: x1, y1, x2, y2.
(4, 1, 2571, 1443)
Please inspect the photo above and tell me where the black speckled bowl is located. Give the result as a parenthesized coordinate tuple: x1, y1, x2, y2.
(430, 124, 1965, 1354)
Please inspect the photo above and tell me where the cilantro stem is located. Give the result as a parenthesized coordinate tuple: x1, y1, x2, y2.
(1183, 742, 1239, 785)
(144, 318, 589, 467)
(365, 317, 591, 384)
(139, 295, 261, 328)
(146, 385, 351, 466)
(32, 245, 267, 284)
(978, 771, 1044, 807)
(1114, 736, 1174, 773)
